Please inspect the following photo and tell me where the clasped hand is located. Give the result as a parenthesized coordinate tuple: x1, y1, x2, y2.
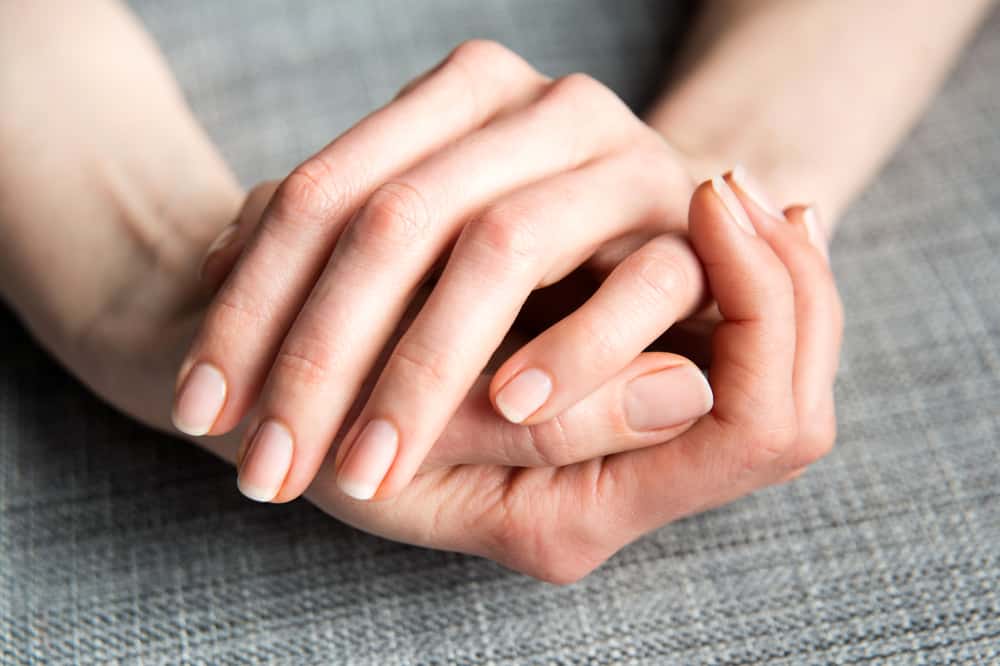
(174, 41, 842, 582)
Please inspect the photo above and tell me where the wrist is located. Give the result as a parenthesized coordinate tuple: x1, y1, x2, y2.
(0, 0, 242, 354)
(647, 0, 993, 238)
(646, 90, 840, 240)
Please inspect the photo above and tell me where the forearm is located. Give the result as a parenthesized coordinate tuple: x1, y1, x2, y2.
(647, 0, 995, 230)
(0, 0, 241, 359)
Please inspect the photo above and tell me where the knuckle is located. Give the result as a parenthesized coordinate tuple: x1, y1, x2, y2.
(442, 40, 538, 121)
(272, 341, 334, 388)
(540, 72, 626, 125)
(210, 282, 271, 339)
(546, 72, 609, 106)
(351, 182, 432, 248)
(447, 39, 517, 69)
(621, 246, 690, 307)
(524, 414, 575, 467)
(465, 206, 540, 265)
(739, 420, 800, 477)
(389, 336, 456, 392)
(271, 159, 346, 226)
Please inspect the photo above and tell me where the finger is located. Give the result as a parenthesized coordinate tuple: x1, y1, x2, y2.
(330, 144, 683, 502)
(489, 232, 707, 425)
(419, 352, 712, 470)
(601, 176, 800, 534)
(723, 169, 842, 430)
(240, 78, 641, 501)
(199, 180, 279, 292)
(172, 40, 544, 439)
(741, 201, 842, 470)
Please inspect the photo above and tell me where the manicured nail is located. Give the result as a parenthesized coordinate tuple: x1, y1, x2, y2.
(624, 365, 714, 431)
(801, 205, 830, 261)
(237, 420, 293, 502)
(199, 223, 239, 280)
(711, 175, 756, 235)
(171, 363, 227, 436)
(730, 164, 784, 219)
(336, 419, 399, 500)
(495, 368, 553, 423)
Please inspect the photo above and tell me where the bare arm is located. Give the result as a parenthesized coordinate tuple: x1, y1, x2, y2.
(0, 0, 240, 367)
(647, 0, 995, 229)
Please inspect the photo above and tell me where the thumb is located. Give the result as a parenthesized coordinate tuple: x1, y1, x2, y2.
(420, 351, 713, 471)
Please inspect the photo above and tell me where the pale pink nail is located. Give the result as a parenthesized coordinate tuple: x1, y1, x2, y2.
(171, 363, 227, 436)
(711, 175, 756, 236)
(730, 164, 784, 219)
(495, 368, 553, 423)
(624, 365, 714, 431)
(337, 419, 399, 500)
(802, 206, 830, 261)
(206, 222, 239, 256)
(237, 420, 293, 502)
(199, 223, 239, 280)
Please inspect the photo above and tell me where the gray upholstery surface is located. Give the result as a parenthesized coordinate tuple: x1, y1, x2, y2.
(2, 1, 999, 663)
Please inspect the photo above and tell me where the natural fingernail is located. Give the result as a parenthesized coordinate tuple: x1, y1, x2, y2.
(199, 223, 239, 279)
(624, 365, 713, 431)
(802, 205, 830, 261)
(711, 175, 756, 235)
(172, 362, 227, 436)
(495, 368, 553, 423)
(730, 164, 784, 220)
(336, 419, 399, 501)
(237, 420, 293, 502)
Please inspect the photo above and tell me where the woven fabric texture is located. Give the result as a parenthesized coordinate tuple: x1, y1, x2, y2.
(2, 1, 998, 663)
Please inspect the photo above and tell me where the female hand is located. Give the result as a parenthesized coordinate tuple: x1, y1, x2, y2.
(173, 41, 717, 503)
(198, 178, 715, 477)
(300, 177, 842, 583)
(31, 169, 842, 585)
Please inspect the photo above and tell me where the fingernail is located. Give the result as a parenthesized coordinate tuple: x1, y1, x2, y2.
(336, 419, 398, 500)
(624, 365, 713, 431)
(237, 420, 293, 502)
(801, 205, 830, 261)
(495, 368, 553, 423)
(171, 363, 227, 436)
(199, 223, 239, 279)
(711, 175, 756, 235)
(730, 164, 784, 220)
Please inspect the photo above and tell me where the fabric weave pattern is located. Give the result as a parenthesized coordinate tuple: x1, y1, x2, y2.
(2, 2, 998, 663)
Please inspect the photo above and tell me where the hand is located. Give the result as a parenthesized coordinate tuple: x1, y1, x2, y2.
(173, 41, 715, 503)
(299, 177, 842, 583)
(19, 166, 841, 585)
(199, 180, 714, 474)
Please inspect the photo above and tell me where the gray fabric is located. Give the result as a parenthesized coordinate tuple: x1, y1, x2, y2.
(2, 1, 999, 663)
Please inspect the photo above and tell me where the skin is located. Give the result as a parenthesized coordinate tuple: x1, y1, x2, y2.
(177, 0, 995, 504)
(178, 43, 716, 503)
(0, 0, 991, 582)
